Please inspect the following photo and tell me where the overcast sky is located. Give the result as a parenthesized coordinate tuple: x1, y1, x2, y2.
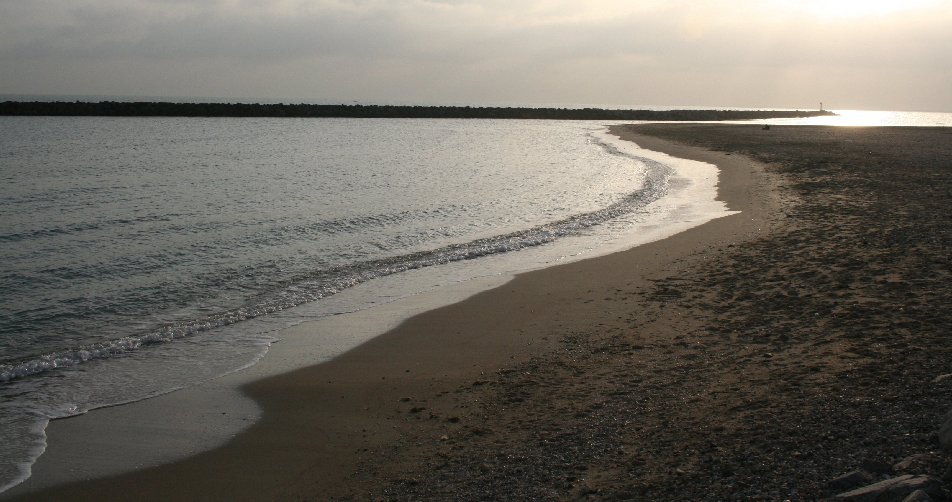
(2, 0, 950, 111)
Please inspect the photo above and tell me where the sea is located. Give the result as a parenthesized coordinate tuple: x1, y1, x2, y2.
(1, 107, 950, 493)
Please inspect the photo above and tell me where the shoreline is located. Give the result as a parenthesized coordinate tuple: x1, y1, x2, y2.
(1, 124, 733, 497)
(3, 126, 779, 500)
(8, 125, 950, 500)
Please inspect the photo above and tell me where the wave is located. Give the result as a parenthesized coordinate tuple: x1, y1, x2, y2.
(0, 147, 672, 384)
(0, 203, 459, 250)
(0, 214, 176, 243)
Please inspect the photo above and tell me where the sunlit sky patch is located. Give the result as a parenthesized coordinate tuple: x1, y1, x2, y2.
(767, 0, 944, 20)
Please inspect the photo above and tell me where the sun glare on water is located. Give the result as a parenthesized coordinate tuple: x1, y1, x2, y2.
(805, 110, 896, 126)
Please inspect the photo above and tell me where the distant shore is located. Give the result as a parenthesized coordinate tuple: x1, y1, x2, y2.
(6, 124, 949, 501)
(0, 101, 834, 121)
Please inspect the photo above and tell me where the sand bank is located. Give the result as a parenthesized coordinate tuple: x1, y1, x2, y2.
(8, 125, 951, 500)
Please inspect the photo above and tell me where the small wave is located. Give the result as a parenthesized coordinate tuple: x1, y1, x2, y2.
(258, 205, 466, 241)
(0, 154, 671, 385)
(0, 214, 175, 243)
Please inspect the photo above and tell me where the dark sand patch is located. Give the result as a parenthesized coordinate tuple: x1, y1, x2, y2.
(372, 125, 952, 500)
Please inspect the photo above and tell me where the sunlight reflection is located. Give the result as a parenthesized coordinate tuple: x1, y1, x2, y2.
(755, 110, 951, 127)
(805, 110, 894, 126)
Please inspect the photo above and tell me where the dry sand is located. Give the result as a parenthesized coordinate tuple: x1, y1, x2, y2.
(7, 125, 951, 501)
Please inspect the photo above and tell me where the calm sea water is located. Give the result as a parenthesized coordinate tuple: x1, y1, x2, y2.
(0, 116, 693, 491)
(2, 109, 949, 492)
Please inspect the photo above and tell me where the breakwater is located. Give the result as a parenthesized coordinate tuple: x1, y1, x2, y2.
(0, 101, 835, 120)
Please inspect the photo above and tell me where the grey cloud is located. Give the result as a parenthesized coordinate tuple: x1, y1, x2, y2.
(1, 0, 950, 110)
(3, 4, 410, 61)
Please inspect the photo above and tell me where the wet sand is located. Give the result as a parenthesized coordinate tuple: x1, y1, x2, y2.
(7, 125, 951, 500)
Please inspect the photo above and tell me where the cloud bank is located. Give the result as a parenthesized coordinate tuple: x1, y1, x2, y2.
(1, 0, 950, 110)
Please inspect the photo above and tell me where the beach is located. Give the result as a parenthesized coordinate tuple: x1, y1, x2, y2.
(7, 124, 951, 500)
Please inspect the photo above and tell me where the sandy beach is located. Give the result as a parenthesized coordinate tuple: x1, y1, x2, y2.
(7, 124, 951, 501)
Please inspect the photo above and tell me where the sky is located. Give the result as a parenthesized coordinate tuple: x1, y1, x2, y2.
(1, 0, 950, 111)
